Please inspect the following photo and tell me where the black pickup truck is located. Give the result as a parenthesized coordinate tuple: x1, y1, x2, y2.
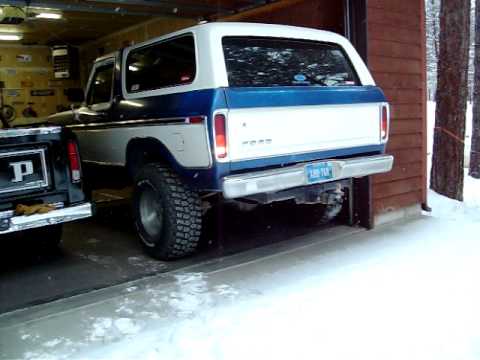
(0, 126, 92, 246)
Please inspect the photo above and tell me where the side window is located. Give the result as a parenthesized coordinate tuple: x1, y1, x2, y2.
(87, 63, 114, 105)
(126, 35, 196, 93)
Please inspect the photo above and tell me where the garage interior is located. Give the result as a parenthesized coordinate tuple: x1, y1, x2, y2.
(0, 0, 426, 314)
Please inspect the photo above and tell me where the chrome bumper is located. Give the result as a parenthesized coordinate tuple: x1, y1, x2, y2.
(0, 203, 93, 235)
(222, 154, 394, 199)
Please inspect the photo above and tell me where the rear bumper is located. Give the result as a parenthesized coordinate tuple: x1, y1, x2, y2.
(222, 154, 394, 199)
(0, 203, 93, 235)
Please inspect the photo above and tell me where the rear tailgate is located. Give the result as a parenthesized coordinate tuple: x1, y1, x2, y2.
(0, 127, 86, 211)
(221, 36, 387, 164)
(0, 128, 56, 200)
(223, 87, 386, 162)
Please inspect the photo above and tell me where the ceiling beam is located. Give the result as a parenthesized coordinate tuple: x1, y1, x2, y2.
(0, 0, 169, 17)
(84, 0, 233, 13)
(219, 0, 303, 21)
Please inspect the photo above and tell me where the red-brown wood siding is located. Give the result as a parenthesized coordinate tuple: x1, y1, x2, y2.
(227, 0, 344, 34)
(368, 0, 427, 214)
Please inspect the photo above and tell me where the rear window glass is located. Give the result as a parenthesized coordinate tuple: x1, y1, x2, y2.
(222, 37, 360, 87)
(125, 35, 196, 93)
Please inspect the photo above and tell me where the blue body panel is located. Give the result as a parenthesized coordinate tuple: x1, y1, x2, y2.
(223, 86, 386, 109)
(114, 86, 386, 192)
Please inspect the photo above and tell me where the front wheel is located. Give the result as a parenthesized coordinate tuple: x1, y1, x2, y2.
(132, 164, 202, 260)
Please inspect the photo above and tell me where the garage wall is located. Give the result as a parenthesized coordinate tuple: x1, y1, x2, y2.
(367, 0, 427, 216)
(0, 45, 79, 125)
(224, 0, 344, 34)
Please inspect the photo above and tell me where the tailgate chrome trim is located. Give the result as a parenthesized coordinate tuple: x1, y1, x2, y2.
(222, 154, 394, 199)
(0, 203, 93, 234)
(0, 127, 61, 138)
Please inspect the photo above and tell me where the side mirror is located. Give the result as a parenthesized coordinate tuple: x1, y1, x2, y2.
(64, 88, 85, 103)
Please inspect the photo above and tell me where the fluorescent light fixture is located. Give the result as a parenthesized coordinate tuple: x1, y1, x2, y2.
(36, 12, 62, 19)
(0, 33, 23, 41)
(128, 65, 140, 72)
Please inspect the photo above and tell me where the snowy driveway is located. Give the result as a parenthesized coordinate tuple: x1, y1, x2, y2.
(1, 190, 479, 360)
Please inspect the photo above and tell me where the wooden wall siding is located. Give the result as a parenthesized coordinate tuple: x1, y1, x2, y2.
(368, 0, 427, 214)
(229, 0, 344, 34)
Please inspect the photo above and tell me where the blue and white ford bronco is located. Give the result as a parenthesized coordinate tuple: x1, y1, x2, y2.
(48, 22, 393, 260)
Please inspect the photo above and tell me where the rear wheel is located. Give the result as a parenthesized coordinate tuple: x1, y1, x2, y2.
(133, 163, 202, 260)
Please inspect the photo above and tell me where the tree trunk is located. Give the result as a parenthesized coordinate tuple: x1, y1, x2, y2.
(430, 0, 471, 201)
(471, 0, 480, 178)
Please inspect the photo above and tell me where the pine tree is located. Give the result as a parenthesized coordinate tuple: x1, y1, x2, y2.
(471, 0, 480, 178)
(430, 0, 471, 200)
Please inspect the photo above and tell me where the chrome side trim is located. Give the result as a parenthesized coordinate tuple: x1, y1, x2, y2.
(222, 154, 394, 199)
(0, 148, 49, 195)
(66, 116, 197, 129)
(0, 203, 93, 235)
(0, 127, 61, 138)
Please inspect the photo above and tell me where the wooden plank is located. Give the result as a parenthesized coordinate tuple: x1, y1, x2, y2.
(386, 133, 423, 150)
(389, 104, 423, 119)
(383, 89, 423, 104)
(369, 39, 422, 60)
(386, 148, 423, 164)
(373, 162, 423, 184)
(368, 7, 420, 29)
(368, 24, 422, 44)
(373, 73, 422, 89)
(389, 118, 423, 135)
(374, 190, 423, 213)
(373, 177, 423, 199)
(369, 56, 423, 75)
(368, 0, 420, 14)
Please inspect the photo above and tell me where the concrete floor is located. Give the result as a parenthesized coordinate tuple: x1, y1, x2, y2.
(0, 199, 337, 314)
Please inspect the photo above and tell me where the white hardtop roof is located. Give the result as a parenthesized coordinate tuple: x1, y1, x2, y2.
(119, 21, 376, 100)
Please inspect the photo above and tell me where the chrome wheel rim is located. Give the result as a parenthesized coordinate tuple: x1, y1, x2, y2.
(139, 184, 163, 244)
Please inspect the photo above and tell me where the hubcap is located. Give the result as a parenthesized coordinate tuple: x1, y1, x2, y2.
(139, 184, 163, 245)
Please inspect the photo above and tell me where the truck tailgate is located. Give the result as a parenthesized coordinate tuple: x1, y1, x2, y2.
(223, 87, 386, 162)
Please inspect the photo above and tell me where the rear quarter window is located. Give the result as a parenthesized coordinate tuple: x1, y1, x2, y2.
(125, 35, 196, 93)
(222, 37, 360, 87)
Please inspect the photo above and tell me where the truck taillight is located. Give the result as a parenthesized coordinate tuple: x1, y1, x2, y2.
(67, 140, 81, 182)
(214, 113, 227, 159)
(381, 104, 389, 142)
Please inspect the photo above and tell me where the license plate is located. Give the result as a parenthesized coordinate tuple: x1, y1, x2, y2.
(305, 162, 334, 184)
(0, 149, 48, 195)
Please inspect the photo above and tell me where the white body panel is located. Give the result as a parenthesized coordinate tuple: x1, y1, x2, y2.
(226, 103, 383, 162)
(121, 22, 375, 100)
(74, 124, 211, 168)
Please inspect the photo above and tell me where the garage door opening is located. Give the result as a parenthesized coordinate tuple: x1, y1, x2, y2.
(0, 0, 373, 314)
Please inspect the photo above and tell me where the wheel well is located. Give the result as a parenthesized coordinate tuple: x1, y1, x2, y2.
(126, 138, 172, 178)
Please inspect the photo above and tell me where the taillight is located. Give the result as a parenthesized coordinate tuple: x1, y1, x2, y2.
(381, 104, 389, 142)
(214, 113, 227, 159)
(186, 116, 204, 124)
(67, 140, 81, 182)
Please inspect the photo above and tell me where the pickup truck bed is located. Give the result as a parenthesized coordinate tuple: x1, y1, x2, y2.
(0, 127, 92, 237)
